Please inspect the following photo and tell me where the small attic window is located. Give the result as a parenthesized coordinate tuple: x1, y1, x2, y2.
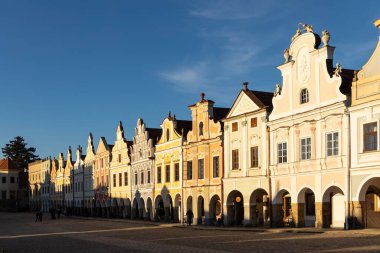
(166, 129, 170, 142)
(300, 88, 309, 104)
(199, 122, 204, 136)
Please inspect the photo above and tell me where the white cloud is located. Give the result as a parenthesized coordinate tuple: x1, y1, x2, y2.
(189, 0, 267, 20)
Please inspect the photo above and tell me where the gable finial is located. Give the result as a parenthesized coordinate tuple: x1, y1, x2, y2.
(200, 92, 205, 102)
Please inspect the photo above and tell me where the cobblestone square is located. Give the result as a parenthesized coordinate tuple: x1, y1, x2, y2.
(1, 213, 380, 253)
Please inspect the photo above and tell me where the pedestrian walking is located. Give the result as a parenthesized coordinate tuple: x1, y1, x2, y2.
(39, 211, 43, 222)
(186, 208, 194, 226)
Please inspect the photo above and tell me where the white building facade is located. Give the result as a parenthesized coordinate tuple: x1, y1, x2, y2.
(268, 25, 353, 228)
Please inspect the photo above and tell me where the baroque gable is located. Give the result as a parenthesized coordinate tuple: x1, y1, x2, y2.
(111, 121, 131, 166)
(270, 25, 349, 121)
(228, 91, 260, 118)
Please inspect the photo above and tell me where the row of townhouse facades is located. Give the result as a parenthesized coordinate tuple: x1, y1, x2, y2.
(29, 20, 380, 228)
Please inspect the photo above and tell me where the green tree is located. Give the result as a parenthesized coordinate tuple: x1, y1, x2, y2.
(2, 136, 39, 169)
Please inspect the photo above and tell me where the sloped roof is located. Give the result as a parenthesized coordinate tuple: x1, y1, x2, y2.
(244, 89, 273, 109)
(213, 107, 230, 121)
(0, 158, 19, 171)
(146, 128, 162, 145)
(175, 119, 192, 137)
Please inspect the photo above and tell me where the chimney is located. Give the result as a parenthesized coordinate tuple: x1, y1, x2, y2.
(243, 82, 249, 91)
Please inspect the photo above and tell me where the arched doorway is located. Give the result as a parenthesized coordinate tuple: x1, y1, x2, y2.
(132, 198, 139, 219)
(155, 195, 165, 221)
(357, 177, 380, 228)
(165, 194, 174, 222)
(146, 197, 153, 221)
(273, 189, 292, 227)
(197, 196, 205, 225)
(125, 198, 131, 219)
(297, 188, 316, 227)
(209, 195, 221, 225)
(322, 186, 345, 228)
(174, 194, 181, 223)
(227, 191, 244, 226)
(139, 198, 146, 220)
(250, 189, 269, 226)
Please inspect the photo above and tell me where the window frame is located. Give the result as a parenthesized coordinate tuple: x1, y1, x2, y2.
(277, 142, 288, 164)
(251, 117, 257, 128)
(198, 159, 204, 179)
(157, 166, 162, 183)
(232, 122, 238, 132)
(326, 131, 339, 157)
(212, 156, 219, 178)
(165, 165, 170, 182)
(174, 163, 179, 181)
(187, 161, 193, 180)
(231, 149, 239, 170)
(250, 146, 259, 168)
(363, 122, 378, 152)
(300, 88, 309, 104)
(300, 137, 312, 160)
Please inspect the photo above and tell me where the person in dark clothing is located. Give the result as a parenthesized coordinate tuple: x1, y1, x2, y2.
(39, 211, 43, 222)
(57, 209, 61, 219)
(186, 208, 194, 226)
(35, 212, 40, 222)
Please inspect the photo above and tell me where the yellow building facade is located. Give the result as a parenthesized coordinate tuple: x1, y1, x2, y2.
(154, 113, 191, 222)
(183, 94, 229, 225)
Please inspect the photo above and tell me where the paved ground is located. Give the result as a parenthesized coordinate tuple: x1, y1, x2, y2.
(0, 213, 380, 253)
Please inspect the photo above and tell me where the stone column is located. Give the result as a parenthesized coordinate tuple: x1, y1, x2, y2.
(244, 202, 251, 226)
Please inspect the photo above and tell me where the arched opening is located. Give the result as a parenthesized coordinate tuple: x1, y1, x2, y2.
(186, 196, 193, 224)
(132, 198, 139, 219)
(297, 188, 316, 227)
(227, 191, 244, 226)
(155, 195, 165, 221)
(250, 189, 269, 227)
(125, 198, 131, 219)
(197, 196, 205, 225)
(209, 195, 221, 225)
(139, 198, 146, 220)
(174, 194, 181, 223)
(322, 186, 345, 228)
(357, 177, 380, 228)
(273, 189, 292, 227)
(146, 197, 153, 221)
(165, 194, 174, 222)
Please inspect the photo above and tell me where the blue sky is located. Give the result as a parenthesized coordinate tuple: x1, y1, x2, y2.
(1, 0, 379, 160)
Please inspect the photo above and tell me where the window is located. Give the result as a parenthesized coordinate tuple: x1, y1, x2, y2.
(364, 122, 377, 151)
(305, 193, 315, 216)
(232, 122, 238, 132)
(124, 172, 128, 186)
(2, 177, 6, 183)
(101, 158, 104, 168)
(157, 167, 162, 183)
(250, 146, 259, 168)
(147, 170, 151, 184)
(118, 154, 121, 163)
(1, 191, 6, 199)
(327, 132, 339, 156)
(113, 174, 116, 187)
(213, 156, 219, 178)
(199, 122, 204, 136)
(165, 165, 170, 182)
(278, 142, 287, 163)
(119, 173, 122, 187)
(300, 88, 309, 104)
(301, 137, 311, 160)
(198, 159, 204, 179)
(166, 129, 170, 142)
(141, 172, 144, 184)
(187, 161, 193, 180)
(134, 173, 138, 185)
(174, 163, 179, 181)
(10, 177, 15, 183)
(232, 149, 239, 170)
(251, 117, 257, 128)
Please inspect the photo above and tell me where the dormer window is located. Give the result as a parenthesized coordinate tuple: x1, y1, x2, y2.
(166, 129, 170, 142)
(199, 122, 204, 136)
(300, 88, 309, 104)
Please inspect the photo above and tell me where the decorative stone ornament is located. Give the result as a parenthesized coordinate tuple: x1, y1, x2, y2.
(284, 48, 290, 63)
(291, 28, 301, 42)
(322, 30, 330, 46)
(303, 23, 313, 33)
(273, 83, 281, 97)
(334, 63, 342, 77)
